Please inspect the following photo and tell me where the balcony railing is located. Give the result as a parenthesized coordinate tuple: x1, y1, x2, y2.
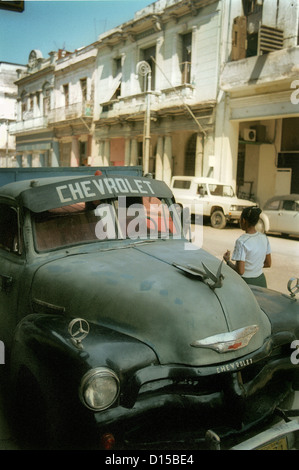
(180, 61, 191, 84)
(48, 101, 93, 124)
(100, 83, 195, 120)
(9, 115, 48, 134)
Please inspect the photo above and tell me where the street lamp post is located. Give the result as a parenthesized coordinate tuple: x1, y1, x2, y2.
(137, 61, 151, 175)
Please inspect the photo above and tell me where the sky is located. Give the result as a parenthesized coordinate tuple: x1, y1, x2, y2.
(0, 0, 152, 65)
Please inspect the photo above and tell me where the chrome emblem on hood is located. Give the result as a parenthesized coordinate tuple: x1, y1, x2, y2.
(68, 318, 90, 349)
(191, 325, 259, 353)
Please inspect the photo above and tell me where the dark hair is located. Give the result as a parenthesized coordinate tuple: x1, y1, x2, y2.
(241, 206, 262, 226)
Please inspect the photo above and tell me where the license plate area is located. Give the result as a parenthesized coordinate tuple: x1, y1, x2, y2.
(258, 436, 288, 450)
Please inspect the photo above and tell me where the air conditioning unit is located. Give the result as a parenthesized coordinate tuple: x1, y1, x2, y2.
(244, 128, 256, 142)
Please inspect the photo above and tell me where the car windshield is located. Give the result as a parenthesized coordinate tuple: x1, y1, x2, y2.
(208, 184, 234, 197)
(32, 196, 182, 252)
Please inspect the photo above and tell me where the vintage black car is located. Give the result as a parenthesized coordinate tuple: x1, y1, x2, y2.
(0, 170, 298, 450)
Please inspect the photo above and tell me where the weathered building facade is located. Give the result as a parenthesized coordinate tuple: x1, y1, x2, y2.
(93, 0, 221, 185)
(220, 0, 299, 205)
(0, 62, 26, 167)
(10, 45, 97, 168)
(7, 0, 299, 205)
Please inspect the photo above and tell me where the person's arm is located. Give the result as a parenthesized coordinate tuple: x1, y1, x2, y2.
(263, 253, 271, 268)
(223, 250, 245, 275)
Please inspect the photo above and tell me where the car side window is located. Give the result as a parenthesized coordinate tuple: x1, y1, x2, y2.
(173, 180, 191, 189)
(282, 200, 295, 211)
(0, 204, 21, 254)
(197, 185, 207, 195)
(265, 200, 280, 211)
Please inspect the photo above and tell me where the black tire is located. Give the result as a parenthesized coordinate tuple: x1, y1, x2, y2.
(210, 210, 226, 229)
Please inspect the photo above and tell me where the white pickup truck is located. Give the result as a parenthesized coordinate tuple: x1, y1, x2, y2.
(171, 176, 254, 229)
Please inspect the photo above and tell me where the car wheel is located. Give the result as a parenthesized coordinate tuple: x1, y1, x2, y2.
(255, 218, 265, 233)
(210, 210, 227, 229)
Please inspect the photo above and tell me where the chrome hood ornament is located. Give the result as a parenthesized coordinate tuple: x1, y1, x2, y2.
(68, 318, 90, 349)
(191, 325, 259, 353)
(287, 277, 299, 299)
(173, 260, 224, 290)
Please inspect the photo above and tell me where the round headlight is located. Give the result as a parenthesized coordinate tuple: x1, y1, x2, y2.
(80, 367, 120, 411)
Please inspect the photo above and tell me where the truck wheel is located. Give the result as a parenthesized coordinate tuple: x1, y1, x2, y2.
(210, 211, 226, 229)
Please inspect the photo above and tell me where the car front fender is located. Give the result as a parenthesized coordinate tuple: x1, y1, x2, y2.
(250, 286, 299, 339)
(260, 213, 270, 232)
(10, 313, 159, 404)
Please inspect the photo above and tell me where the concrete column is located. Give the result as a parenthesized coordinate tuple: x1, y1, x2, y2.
(71, 137, 79, 167)
(130, 139, 138, 166)
(32, 152, 42, 167)
(103, 139, 110, 166)
(194, 134, 203, 177)
(16, 155, 22, 167)
(22, 153, 31, 167)
(51, 141, 60, 167)
(155, 135, 163, 180)
(98, 141, 105, 166)
(124, 138, 131, 166)
(163, 135, 172, 185)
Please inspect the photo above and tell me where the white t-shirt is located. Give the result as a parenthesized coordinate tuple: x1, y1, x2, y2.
(232, 232, 271, 278)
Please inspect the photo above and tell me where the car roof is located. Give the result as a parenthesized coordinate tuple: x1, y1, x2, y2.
(172, 176, 223, 184)
(265, 194, 299, 204)
(0, 175, 173, 212)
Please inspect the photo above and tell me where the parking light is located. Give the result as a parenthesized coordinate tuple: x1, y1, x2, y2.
(100, 432, 115, 450)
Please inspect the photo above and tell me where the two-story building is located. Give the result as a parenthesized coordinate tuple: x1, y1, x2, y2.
(10, 45, 97, 168)
(48, 44, 97, 167)
(93, 0, 222, 185)
(11, 49, 58, 167)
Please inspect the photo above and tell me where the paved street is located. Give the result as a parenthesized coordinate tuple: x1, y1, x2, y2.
(198, 222, 299, 295)
(0, 223, 298, 450)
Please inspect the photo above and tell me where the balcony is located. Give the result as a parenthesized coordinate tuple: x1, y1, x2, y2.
(48, 101, 93, 124)
(99, 84, 195, 123)
(221, 46, 299, 93)
(9, 115, 48, 135)
(221, 46, 299, 121)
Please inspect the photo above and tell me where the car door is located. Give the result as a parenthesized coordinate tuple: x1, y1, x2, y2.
(278, 199, 299, 235)
(0, 202, 26, 350)
(264, 198, 281, 232)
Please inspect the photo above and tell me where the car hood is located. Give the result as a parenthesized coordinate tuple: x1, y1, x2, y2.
(209, 195, 253, 206)
(30, 240, 271, 366)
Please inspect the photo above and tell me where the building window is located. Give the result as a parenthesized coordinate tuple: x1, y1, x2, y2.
(112, 57, 122, 99)
(80, 78, 87, 102)
(21, 91, 27, 119)
(141, 45, 156, 91)
(43, 82, 51, 116)
(113, 57, 122, 78)
(180, 32, 192, 84)
(63, 84, 69, 107)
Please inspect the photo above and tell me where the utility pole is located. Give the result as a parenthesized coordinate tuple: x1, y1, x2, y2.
(137, 61, 152, 175)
